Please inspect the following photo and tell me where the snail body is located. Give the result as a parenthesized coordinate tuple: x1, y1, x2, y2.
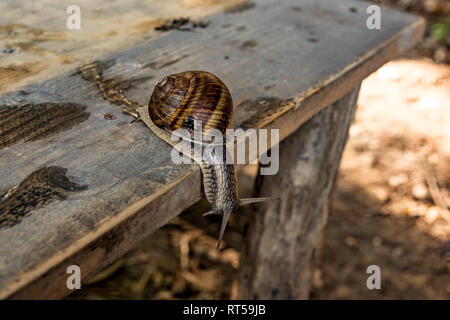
(137, 71, 275, 248)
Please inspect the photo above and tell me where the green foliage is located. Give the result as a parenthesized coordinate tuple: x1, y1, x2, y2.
(431, 19, 449, 44)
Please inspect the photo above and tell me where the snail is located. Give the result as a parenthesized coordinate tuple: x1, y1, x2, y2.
(125, 71, 276, 248)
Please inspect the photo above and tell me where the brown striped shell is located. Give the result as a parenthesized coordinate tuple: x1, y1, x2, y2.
(148, 71, 233, 139)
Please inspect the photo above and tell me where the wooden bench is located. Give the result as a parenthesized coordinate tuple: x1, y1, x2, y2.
(0, 0, 424, 299)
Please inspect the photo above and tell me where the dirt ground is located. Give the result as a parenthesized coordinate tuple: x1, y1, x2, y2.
(68, 1, 450, 300)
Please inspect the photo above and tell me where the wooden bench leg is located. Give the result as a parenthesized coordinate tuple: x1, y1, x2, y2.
(238, 85, 361, 299)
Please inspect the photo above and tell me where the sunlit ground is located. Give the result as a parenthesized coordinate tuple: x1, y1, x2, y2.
(343, 58, 450, 239)
(69, 58, 450, 300)
(311, 58, 450, 299)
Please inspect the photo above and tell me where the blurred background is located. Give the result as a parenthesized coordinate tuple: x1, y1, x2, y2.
(68, 0, 450, 299)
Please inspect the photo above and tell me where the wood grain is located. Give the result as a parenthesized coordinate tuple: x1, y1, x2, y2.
(0, 0, 249, 94)
(0, 0, 424, 299)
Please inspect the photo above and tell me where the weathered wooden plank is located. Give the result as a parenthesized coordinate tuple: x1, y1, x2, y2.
(0, 0, 249, 94)
(239, 86, 360, 299)
(0, 0, 424, 299)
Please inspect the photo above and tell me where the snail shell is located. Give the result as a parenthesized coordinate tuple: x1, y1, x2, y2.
(148, 71, 233, 140)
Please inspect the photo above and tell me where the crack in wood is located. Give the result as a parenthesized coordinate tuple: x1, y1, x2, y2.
(77, 60, 147, 115)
